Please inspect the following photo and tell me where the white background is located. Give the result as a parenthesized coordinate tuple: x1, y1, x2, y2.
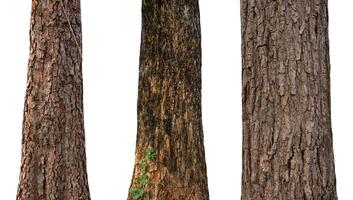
(0, 1, 352, 199)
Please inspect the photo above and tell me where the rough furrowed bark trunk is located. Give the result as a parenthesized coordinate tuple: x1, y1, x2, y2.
(241, 0, 337, 199)
(17, 0, 90, 199)
(128, 1, 209, 199)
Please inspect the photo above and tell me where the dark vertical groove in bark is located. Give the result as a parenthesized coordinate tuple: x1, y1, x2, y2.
(128, 0, 209, 199)
(241, 0, 337, 199)
(17, 0, 90, 199)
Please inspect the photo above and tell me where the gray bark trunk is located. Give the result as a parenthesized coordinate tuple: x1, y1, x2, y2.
(241, 0, 337, 199)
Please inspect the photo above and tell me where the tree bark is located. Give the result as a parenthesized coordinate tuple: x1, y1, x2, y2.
(17, 0, 90, 199)
(128, 1, 209, 199)
(241, 0, 337, 199)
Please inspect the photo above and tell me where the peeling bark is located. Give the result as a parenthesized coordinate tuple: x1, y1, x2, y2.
(17, 0, 90, 199)
(241, 0, 337, 199)
(128, 1, 209, 199)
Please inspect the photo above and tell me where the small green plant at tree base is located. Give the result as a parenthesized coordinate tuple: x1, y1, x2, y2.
(129, 146, 156, 199)
(130, 188, 145, 200)
(146, 146, 156, 161)
(139, 175, 149, 186)
(139, 160, 148, 174)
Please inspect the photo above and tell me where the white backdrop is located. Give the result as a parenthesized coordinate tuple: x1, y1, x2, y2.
(0, 1, 351, 199)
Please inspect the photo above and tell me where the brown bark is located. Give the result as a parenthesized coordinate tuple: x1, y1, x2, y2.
(17, 0, 90, 199)
(128, 1, 209, 199)
(241, 0, 337, 199)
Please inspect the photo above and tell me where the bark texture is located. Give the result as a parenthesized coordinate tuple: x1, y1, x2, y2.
(128, 1, 209, 199)
(241, 0, 337, 199)
(17, 0, 90, 199)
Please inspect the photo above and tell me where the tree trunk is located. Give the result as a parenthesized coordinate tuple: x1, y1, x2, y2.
(128, 1, 209, 199)
(17, 0, 90, 199)
(241, 0, 337, 199)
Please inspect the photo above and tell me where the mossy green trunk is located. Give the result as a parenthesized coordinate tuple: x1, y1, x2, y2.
(128, 1, 209, 199)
